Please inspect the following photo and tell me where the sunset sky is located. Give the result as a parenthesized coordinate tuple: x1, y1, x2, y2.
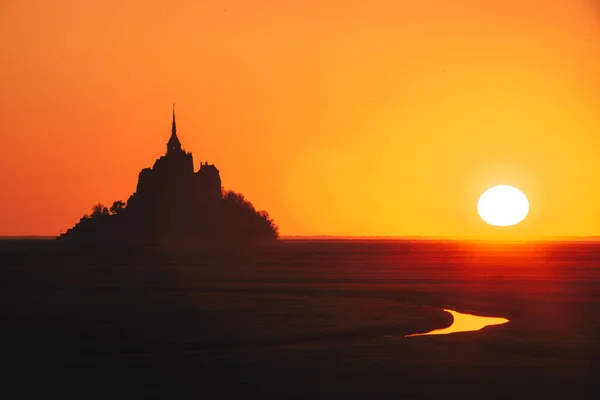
(1, 0, 600, 239)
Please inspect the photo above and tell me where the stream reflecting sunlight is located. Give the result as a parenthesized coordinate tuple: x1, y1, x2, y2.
(406, 309, 509, 337)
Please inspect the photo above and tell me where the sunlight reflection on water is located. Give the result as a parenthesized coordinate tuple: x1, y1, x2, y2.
(405, 309, 509, 337)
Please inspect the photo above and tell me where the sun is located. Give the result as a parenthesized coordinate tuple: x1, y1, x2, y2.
(477, 185, 529, 227)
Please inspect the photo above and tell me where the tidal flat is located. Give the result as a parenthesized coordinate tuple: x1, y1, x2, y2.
(1, 239, 599, 398)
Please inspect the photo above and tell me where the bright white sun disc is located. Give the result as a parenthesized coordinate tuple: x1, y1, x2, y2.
(477, 185, 529, 227)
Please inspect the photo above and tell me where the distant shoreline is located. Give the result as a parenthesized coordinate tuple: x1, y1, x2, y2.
(3, 235, 600, 244)
(0, 236, 55, 240)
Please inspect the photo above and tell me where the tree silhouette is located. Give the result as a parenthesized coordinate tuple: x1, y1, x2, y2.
(91, 203, 109, 218)
(109, 200, 126, 215)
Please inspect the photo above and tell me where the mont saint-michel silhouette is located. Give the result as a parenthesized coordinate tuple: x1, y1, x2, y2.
(59, 105, 279, 244)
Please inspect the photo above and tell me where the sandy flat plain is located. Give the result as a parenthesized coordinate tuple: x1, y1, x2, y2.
(1, 239, 599, 398)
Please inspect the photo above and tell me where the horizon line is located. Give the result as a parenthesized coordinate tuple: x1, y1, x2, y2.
(2, 235, 600, 243)
(279, 235, 600, 242)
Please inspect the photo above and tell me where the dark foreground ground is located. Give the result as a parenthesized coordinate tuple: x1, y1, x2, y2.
(2, 239, 600, 399)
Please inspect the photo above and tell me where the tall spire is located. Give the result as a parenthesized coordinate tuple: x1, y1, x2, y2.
(172, 103, 177, 135)
(167, 102, 182, 154)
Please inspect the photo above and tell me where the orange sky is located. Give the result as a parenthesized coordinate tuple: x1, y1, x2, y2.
(1, 0, 600, 239)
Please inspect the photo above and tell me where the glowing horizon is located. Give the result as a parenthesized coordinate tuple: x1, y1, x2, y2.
(2, 1, 600, 239)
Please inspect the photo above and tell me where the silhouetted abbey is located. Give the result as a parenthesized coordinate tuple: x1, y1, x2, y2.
(59, 105, 278, 244)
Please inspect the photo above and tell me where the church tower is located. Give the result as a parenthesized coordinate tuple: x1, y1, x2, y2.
(167, 103, 182, 154)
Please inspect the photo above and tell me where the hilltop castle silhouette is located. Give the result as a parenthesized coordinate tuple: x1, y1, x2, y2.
(59, 105, 279, 244)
